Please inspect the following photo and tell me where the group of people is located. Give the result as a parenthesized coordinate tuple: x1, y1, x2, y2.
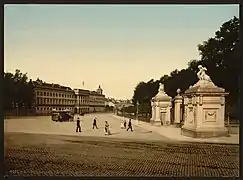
(76, 116, 133, 135)
(120, 119, 133, 131)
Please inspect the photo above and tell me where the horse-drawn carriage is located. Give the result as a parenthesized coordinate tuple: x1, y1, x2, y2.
(51, 109, 74, 122)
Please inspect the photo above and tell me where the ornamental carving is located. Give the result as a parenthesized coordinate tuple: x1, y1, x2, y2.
(204, 109, 217, 122)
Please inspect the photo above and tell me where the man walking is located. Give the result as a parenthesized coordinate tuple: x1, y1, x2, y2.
(93, 117, 98, 129)
(127, 119, 133, 132)
(76, 117, 81, 132)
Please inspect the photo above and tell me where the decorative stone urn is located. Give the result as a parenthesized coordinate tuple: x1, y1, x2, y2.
(150, 83, 172, 126)
(181, 65, 229, 138)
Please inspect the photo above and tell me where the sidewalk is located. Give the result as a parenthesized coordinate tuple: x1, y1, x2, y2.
(114, 115, 239, 145)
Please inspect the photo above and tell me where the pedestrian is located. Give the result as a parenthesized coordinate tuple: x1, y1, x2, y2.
(93, 117, 98, 129)
(104, 121, 111, 135)
(124, 119, 127, 129)
(120, 122, 124, 129)
(127, 119, 133, 132)
(76, 117, 81, 132)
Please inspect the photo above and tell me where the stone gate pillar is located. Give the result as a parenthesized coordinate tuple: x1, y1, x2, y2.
(150, 99, 155, 121)
(150, 83, 172, 126)
(154, 101, 161, 125)
(181, 65, 229, 138)
(174, 89, 183, 127)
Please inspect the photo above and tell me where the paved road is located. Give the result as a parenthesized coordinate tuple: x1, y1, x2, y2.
(4, 113, 171, 142)
(4, 132, 239, 177)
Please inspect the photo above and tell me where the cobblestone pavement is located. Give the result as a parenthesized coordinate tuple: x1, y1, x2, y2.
(4, 132, 239, 177)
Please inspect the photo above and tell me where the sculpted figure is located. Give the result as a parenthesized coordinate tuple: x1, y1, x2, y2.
(159, 83, 164, 92)
(197, 65, 212, 82)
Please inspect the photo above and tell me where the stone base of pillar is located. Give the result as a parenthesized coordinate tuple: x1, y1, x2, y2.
(172, 123, 181, 128)
(181, 126, 229, 138)
(150, 120, 162, 126)
(165, 121, 171, 125)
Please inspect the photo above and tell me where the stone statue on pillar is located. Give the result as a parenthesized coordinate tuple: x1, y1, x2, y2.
(181, 64, 229, 138)
(197, 65, 212, 82)
(176, 89, 181, 96)
(159, 83, 164, 92)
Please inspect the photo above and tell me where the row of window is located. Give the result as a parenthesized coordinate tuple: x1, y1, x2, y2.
(90, 102, 105, 105)
(36, 107, 90, 111)
(36, 91, 74, 98)
(35, 98, 105, 105)
(36, 107, 74, 111)
(36, 91, 103, 101)
(36, 98, 76, 105)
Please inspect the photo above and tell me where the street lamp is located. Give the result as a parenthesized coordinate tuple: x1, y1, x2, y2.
(22, 103, 25, 116)
(122, 105, 125, 121)
(16, 102, 19, 116)
(136, 101, 139, 125)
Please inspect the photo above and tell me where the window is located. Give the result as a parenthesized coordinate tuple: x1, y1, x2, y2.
(47, 92, 49, 96)
(50, 92, 52, 96)
(44, 92, 46, 96)
(40, 92, 43, 96)
(37, 91, 39, 95)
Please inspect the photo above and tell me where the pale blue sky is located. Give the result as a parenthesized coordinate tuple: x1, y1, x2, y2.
(4, 5, 239, 99)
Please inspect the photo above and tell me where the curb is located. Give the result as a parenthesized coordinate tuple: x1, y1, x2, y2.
(113, 115, 239, 145)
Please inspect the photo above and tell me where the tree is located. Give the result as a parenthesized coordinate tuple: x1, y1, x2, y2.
(132, 79, 160, 115)
(131, 16, 240, 120)
(197, 16, 240, 119)
(4, 69, 34, 111)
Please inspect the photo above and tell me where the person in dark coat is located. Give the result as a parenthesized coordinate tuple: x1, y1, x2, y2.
(124, 119, 127, 129)
(76, 117, 81, 132)
(93, 117, 98, 129)
(127, 119, 133, 132)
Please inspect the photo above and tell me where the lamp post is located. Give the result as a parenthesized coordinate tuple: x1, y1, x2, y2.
(22, 103, 25, 116)
(122, 105, 125, 121)
(16, 102, 19, 116)
(136, 101, 139, 125)
(12, 102, 15, 115)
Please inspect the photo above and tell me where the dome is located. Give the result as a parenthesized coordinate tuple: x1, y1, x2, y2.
(154, 91, 171, 101)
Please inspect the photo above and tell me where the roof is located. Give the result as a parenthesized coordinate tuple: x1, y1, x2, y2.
(33, 81, 73, 91)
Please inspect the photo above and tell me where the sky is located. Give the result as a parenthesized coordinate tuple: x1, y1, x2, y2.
(4, 5, 239, 99)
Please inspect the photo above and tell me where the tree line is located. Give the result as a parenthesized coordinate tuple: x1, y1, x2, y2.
(131, 16, 240, 120)
(4, 69, 34, 111)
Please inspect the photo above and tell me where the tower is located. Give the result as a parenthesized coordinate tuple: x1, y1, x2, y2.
(97, 85, 103, 95)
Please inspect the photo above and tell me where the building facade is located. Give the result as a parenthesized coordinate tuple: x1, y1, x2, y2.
(74, 89, 90, 114)
(89, 86, 106, 112)
(33, 80, 106, 115)
(33, 80, 76, 115)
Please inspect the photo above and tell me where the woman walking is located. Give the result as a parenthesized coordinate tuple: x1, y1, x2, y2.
(104, 121, 111, 135)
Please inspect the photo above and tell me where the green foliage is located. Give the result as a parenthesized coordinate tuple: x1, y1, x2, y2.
(4, 69, 34, 110)
(123, 106, 136, 114)
(132, 16, 240, 119)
